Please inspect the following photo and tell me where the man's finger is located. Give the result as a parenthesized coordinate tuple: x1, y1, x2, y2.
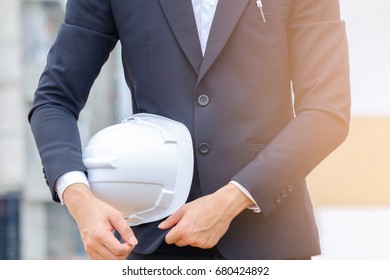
(164, 223, 183, 245)
(158, 207, 185, 230)
(110, 213, 138, 246)
(91, 241, 132, 260)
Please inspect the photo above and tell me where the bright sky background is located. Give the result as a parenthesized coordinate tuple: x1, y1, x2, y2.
(339, 0, 390, 116)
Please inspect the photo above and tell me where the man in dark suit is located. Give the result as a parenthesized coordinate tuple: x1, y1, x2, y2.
(28, 0, 350, 260)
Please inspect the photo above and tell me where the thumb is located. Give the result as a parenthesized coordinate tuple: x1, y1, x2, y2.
(111, 216, 138, 246)
(158, 207, 185, 230)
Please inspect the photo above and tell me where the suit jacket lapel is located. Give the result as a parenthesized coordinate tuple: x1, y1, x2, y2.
(159, 0, 203, 73)
(197, 0, 250, 84)
(159, 0, 250, 80)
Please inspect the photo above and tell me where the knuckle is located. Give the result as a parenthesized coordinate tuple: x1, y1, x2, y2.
(203, 242, 215, 249)
(113, 248, 131, 259)
(83, 239, 94, 252)
(91, 230, 105, 241)
(171, 225, 186, 238)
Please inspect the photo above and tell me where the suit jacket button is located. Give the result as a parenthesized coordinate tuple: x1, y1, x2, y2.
(198, 95, 210, 106)
(287, 185, 294, 193)
(274, 195, 282, 204)
(198, 142, 210, 155)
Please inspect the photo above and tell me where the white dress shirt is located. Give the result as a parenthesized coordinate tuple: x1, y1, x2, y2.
(56, 0, 260, 212)
(192, 0, 219, 55)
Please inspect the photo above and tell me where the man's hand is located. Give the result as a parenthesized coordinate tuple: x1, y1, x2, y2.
(63, 183, 138, 259)
(158, 183, 253, 248)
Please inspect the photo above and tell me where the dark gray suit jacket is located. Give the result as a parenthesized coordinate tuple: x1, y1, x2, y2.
(28, 0, 351, 259)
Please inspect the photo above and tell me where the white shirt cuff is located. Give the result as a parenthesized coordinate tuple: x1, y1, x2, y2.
(229, 180, 261, 213)
(55, 171, 90, 205)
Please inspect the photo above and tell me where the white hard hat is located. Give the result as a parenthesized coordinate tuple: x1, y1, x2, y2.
(82, 113, 194, 226)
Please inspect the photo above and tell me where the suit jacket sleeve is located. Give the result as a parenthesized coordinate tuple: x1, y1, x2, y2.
(232, 0, 351, 216)
(28, 0, 118, 202)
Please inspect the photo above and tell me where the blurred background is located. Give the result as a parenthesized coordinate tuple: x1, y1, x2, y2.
(0, 0, 389, 259)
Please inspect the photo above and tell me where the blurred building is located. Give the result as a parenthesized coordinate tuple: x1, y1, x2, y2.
(0, 0, 131, 259)
(0, 0, 389, 259)
(0, 0, 25, 259)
